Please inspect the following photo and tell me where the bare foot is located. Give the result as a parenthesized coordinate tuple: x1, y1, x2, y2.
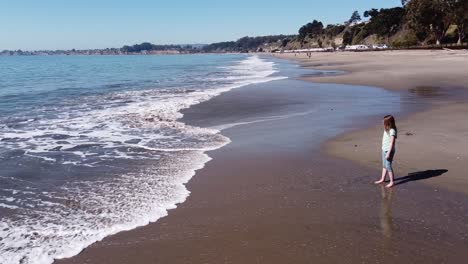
(385, 182, 394, 188)
(374, 179, 385, 184)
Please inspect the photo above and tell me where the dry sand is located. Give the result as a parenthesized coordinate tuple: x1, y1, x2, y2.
(276, 50, 468, 195)
(275, 50, 468, 91)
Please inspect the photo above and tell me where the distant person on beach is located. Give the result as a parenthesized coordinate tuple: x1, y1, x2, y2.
(375, 115, 397, 188)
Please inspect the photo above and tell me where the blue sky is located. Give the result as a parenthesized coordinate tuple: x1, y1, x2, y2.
(0, 0, 402, 50)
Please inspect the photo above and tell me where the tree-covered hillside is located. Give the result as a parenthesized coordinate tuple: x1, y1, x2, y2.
(204, 0, 467, 52)
(201, 35, 296, 53)
(3, 0, 466, 55)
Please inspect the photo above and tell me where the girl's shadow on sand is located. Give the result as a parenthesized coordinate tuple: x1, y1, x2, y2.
(394, 169, 448, 186)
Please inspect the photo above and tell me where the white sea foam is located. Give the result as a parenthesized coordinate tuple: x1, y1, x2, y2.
(209, 109, 317, 131)
(0, 203, 19, 209)
(0, 55, 286, 264)
(1, 56, 285, 166)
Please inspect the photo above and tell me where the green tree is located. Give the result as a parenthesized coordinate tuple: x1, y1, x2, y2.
(139, 42, 154, 51)
(452, 0, 468, 44)
(317, 38, 323, 48)
(406, 0, 454, 45)
(342, 30, 353, 45)
(364, 7, 405, 43)
(347, 10, 362, 25)
(324, 24, 346, 37)
(298, 20, 324, 39)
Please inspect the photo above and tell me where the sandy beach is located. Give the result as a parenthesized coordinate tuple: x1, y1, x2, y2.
(276, 50, 468, 92)
(55, 51, 468, 264)
(275, 50, 468, 195)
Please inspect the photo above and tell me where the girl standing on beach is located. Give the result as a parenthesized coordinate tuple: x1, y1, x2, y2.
(375, 115, 397, 188)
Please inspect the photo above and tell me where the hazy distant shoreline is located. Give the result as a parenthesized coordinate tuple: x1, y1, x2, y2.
(0, 50, 249, 56)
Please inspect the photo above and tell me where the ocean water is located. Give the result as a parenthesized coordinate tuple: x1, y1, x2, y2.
(0, 54, 285, 264)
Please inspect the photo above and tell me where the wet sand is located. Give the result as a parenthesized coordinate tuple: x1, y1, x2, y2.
(326, 102, 468, 195)
(275, 50, 468, 195)
(56, 56, 468, 264)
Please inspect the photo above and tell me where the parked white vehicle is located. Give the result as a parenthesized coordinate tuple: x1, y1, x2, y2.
(372, 44, 389, 49)
(344, 45, 370, 51)
(280, 47, 335, 53)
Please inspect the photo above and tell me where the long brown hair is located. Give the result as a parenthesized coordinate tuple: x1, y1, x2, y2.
(383, 115, 397, 133)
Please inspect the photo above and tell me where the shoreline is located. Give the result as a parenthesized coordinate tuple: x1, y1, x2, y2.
(273, 50, 468, 195)
(56, 52, 468, 264)
(272, 50, 468, 92)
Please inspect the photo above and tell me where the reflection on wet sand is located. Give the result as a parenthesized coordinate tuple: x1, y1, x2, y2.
(408, 86, 444, 98)
(379, 185, 393, 247)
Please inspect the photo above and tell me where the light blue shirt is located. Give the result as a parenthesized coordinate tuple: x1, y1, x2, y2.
(382, 128, 396, 151)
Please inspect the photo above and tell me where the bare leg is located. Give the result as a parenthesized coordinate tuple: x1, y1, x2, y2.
(385, 171, 395, 188)
(375, 168, 387, 184)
